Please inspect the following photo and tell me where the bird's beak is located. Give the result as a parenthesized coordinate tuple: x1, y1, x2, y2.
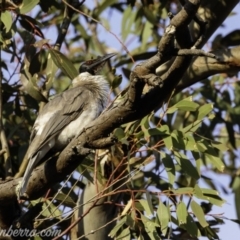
(79, 53, 117, 75)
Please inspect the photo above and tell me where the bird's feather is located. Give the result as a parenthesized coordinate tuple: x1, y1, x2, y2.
(26, 87, 94, 159)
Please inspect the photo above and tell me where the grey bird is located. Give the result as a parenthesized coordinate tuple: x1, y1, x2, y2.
(17, 53, 116, 199)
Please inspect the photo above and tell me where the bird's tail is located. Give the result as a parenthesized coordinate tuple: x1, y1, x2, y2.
(17, 152, 40, 199)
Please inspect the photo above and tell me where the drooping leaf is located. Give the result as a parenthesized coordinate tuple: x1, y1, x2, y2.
(19, 0, 40, 14)
(157, 201, 169, 236)
(162, 153, 175, 186)
(20, 58, 48, 102)
(139, 196, 154, 217)
(197, 103, 213, 120)
(121, 5, 137, 41)
(116, 227, 131, 240)
(141, 214, 161, 240)
(1, 11, 12, 33)
(231, 176, 240, 222)
(109, 216, 127, 238)
(95, 0, 117, 16)
(175, 152, 200, 180)
(141, 21, 152, 49)
(191, 200, 209, 227)
(185, 214, 200, 237)
(205, 152, 224, 172)
(177, 202, 188, 225)
(167, 97, 199, 114)
(49, 49, 78, 80)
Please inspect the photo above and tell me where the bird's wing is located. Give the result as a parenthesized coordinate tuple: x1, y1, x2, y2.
(27, 87, 92, 158)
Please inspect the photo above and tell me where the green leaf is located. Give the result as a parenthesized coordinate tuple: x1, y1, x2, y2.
(76, 24, 89, 40)
(193, 184, 204, 198)
(45, 56, 58, 91)
(109, 216, 127, 238)
(204, 226, 220, 239)
(42, 200, 62, 218)
(185, 214, 200, 237)
(146, 125, 170, 138)
(173, 187, 194, 195)
(205, 153, 224, 172)
(20, 58, 48, 103)
(167, 97, 199, 113)
(196, 141, 207, 152)
(177, 202, 188, 225)
(116, 227, 131, 240)
(114, 128, 126, 140)
(191, 200, 209, 227)
(54, 192, 76, 208)
(139, 198, 154, 217)
(194, 188, 226, 207)
(171, 130, 197, 151)
(142, 7, 158, 24)
(182, 134, 197, 151)
(141, 215, 161, 240)
(49, 49, 78, 80)
(149, 125, 172, 149)
(122, 5, 137, 41)
(175, 100, 199, 111)
(111, 75, 122, 89)
(197, 103, 213, 120)
(20, 0, 39, 14)
(141, 114, 150, 132)
(141, 21, 152, 49)
(157, 201, 169, 235)
(231, 176, 240, 222)
(175, 152, 200, 180)
(162, 153, 175, 186)
(1, 11, 12, 33)
(95, 0, 117, 16)
(211, 141, 229, 151)
(182, 119, 202, 133)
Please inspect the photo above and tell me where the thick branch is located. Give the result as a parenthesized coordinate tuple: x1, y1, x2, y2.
(176, 46, 240, 92)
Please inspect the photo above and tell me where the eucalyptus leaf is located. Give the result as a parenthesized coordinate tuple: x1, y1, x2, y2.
(49, 49, 78, 80)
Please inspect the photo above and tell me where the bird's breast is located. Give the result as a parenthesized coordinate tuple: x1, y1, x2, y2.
(55, 102, 104, 149)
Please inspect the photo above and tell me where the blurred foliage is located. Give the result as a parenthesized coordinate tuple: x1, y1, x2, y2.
(0, 0, 240, 239)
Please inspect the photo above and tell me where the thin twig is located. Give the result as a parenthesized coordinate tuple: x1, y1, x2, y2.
(62, 0, 135, 63)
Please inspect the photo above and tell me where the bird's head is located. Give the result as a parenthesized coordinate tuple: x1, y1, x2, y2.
(79, 53, 116, 75)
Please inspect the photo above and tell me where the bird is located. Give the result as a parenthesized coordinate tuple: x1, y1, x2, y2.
(17, 53, 116, 199)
